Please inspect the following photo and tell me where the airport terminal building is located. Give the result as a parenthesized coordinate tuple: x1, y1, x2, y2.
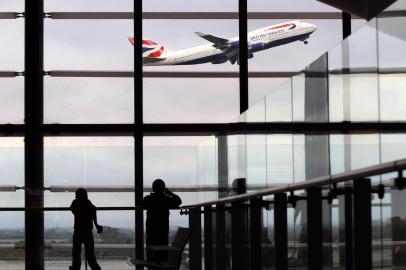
(0, 0, 406, 269)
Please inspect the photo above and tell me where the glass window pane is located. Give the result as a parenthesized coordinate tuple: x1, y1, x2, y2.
(328, 19, 379, 121)
(246, 135, 267, 186)
(44, 137, 134, 207)
(144, 0, 237, 12)
(378, 3, 406, 121)
(0, 212, 24, 269)
(380, 74, 406, 121)
(329, 74, 379, 122)
(45, 20, 133, 70)
(45, 0, 133, 12)
(267, 135, 293, 184)
(0, 78, 24, 124)
(144, 78, 239, 123)
(144, 136, 208, 188)
(249, 0, 337, 12)
(0, 138, 24, 207)
(45, 210, 135, 270)
(265, 80, 292, 122)
(249, 78, 287, 106)
(0, 0, 23, 11)
(44, 77, 133, 124)
(0, 20, 24, 70)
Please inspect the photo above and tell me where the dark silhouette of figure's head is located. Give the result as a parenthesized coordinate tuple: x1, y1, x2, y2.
(152, 179, 165, 194)
(232, 178, 247, 195)
(75, 188, 88, 201)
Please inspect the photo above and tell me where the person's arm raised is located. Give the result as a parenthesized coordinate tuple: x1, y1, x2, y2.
(165, 189, 182, 208)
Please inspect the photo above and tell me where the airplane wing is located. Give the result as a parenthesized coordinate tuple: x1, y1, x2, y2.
(195, 32, 229, 47)
(196, 32, 242, 64)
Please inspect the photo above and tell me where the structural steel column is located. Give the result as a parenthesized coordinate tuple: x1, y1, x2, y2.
(274, 193, 288, 270)
(25, 1, 44, 269)
(353, 178, 372, 270)
(239, 0, 248, 113)
(204, 206, 213, 269)
(189, 208, 202, 270)
(133, 0, 144, 265)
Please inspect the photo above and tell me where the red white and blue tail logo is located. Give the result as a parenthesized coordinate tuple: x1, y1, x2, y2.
(128, 36, 165, 58)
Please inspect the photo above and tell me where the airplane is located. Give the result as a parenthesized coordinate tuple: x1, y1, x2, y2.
(128, 20, 317, 66)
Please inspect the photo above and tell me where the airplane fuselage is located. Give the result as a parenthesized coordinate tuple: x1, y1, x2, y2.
(140, 20, 317, 66)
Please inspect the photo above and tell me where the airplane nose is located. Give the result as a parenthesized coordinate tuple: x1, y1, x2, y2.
(309, 23, 317, 32)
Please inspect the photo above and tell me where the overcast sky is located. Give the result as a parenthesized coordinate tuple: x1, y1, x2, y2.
(0, 0, 406, 229)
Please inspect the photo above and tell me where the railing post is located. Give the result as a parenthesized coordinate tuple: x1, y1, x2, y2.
(307, 187, 323, 270)
(344, 187, 354, 270)
(216, 204, 226, 269)
(189, 208, 202, 270)
(250, 197, 262, 270)
(353, 178, 372, 270)
(204, 206, 213, 270)
(274, 193, 288, 270)
(231, 201, 247, 270)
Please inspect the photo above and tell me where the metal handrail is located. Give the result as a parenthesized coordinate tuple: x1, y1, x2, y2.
(181, 158, 406, 209)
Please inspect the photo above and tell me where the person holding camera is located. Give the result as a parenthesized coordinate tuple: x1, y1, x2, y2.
(143, 179, 182, 255)
(70, 188, 103, 270)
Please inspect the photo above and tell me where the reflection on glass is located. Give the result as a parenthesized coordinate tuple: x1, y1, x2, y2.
(329, 74, 379, 122)
(246, 135, 266, 186)
(266, 81, 292, 122)
(292, 73, 305, 121)
(267, 135, 293, 184)
(380, 74, 406, 121)
(249, 78, 287, 107)
(227, 135, 247, 185)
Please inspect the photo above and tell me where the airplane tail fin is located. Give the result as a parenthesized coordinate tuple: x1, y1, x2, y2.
(128, 36, 170, 58)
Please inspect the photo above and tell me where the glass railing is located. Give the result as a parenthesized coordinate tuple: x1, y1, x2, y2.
(183, 1, 406, 269)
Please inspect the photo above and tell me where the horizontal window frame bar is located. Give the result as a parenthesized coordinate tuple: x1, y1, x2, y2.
(0, 185, 274, 193)
(47, 70, 298, 78)
(378, 10, 406, 18)
(2, 123, 406, 136)
(46, 12, 354, 20)
(0, 12, 22, 19)
(2, 68, 406, 78)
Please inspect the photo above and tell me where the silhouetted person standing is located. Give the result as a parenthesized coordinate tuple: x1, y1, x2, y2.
(144, 179, 182, 248)
(70, 188, 103, 270)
